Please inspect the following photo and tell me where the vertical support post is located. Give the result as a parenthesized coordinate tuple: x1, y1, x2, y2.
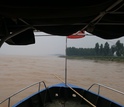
(65, 36, 68, 86)
(8, 98, 10, 107)
(98, 85, 100, 95)
(38, 82, 41, 92)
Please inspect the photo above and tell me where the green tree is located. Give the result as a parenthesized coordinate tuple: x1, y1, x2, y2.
(66, 47, 77, 56)
(95, 42, 99, 56)
(104, 42, 110, 56)
(66, 40, 124, 57)
(99, 44, 104, 56)
(116, 40, 124, 56)
(111, 45, 116, 56)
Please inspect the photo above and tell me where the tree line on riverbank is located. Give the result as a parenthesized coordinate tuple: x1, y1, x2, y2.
(66, 40, 124, 57)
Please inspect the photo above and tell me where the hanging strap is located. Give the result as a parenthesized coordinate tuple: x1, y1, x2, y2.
(81, 0, 124, 31)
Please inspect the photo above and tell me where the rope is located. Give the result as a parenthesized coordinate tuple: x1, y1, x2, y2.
(53, 74, 96, 107)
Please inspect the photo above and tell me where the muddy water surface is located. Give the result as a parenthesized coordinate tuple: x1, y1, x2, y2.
(0, 55, 124, 107)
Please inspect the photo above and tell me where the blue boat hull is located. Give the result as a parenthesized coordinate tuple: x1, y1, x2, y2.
(12, 83, 123, 107)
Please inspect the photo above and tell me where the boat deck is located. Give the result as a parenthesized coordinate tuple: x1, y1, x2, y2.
(45, 99, 89, 107)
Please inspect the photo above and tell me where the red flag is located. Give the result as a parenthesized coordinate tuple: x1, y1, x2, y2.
(67, 31, 85, 39)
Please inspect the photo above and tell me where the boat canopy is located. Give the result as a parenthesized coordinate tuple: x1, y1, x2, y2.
(0, 0, 124, 46)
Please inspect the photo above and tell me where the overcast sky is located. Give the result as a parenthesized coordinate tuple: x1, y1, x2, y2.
(0, 32, 124, 56)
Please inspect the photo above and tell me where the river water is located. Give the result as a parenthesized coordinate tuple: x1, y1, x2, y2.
(0, 55, 124, 106)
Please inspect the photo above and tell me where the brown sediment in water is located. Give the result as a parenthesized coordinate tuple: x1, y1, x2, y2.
(0, 55, 124, 107)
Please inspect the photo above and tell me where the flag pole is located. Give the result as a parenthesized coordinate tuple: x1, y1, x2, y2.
(65, 36, 68, 86)
(65, 31, 85, 86)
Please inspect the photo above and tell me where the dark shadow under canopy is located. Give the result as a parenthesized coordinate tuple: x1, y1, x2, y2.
(0, 0, 124, 46)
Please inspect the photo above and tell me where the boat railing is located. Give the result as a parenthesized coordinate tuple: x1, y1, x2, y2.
(0, 81, 47, 107)
(87, 83, 124, 97)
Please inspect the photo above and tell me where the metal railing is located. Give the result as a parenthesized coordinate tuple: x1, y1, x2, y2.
(0, 81, 47, 107)
(87, 83, 124, 96)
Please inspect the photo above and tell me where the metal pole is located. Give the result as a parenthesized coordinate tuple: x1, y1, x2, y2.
(65, 36, 68, 86)
(8, 98, 10, 107)
(38, 82, 41, 92)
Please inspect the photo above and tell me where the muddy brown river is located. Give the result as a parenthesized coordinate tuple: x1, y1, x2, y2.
(0, 55, 124, 107)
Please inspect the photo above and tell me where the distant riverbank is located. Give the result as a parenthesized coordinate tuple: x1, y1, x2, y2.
(60, 56, 124, 62)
